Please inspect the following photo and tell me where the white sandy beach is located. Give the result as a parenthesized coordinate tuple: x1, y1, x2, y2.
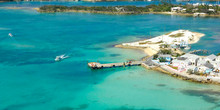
(116, 30, 205, 56)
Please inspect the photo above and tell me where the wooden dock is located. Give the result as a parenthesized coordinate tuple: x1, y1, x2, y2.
(88, 61, 143, 69)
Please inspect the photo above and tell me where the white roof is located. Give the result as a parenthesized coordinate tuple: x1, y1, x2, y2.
(206, 54, 217, 61)
(172, 7, 182, 9)
(181, 53, 200, 60)
(197, 58, 207, 65)
(187, 65, 196, 70)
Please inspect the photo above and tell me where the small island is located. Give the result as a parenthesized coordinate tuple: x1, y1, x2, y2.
(37, 3, 220, 17)
(116, 30, 204, 56)
(115, 30, 220, 84)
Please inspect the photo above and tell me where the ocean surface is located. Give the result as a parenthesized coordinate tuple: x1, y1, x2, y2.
(0, 2, 220, 110)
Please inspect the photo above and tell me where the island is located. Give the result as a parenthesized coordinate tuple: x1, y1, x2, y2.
(115, 30, 204, 56)
(115, 30, 220, 84)
(88, 30, 220, 85)
(37, 3, 220, 17)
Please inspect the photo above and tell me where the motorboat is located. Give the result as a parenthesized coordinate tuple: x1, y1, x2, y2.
(55, 54, 69, 62)
(8, 33, 13, 37)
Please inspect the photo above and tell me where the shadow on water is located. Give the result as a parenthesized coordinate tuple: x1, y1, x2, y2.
(109, 54, 121, 57)
(3, 103, 31, 110)
(58, 104, 89, 110)
(3, 100, 49, 110)
(156, 84, 166, 87)
(17, 60, 55, 66)
(181, 89, 220, 109)
(108, 106, 162, 110)
(82, 47, 104, 51)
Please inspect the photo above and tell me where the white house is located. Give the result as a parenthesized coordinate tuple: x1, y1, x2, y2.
(216, 56, 220, 61)
(172, 59, 190, 67)
(208, 9, 215, 12)
(171, 7, 183, 12)
(197, 58, 207, 66)
(205, 54, 217, 62)
(181, 53, 200, 65)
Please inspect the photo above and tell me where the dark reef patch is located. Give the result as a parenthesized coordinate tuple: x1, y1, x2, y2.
(78, 104, 89, 109)
(3, 103, 30, 110)
(181, 89, 220, 104)
(58, 104, 89, 110)
(156, 84, 166, 87)
(109, 54, 121, 57)
(82, 47, 104, 50)
(108, 106, 162, 110)
(58, 107, 74, 110)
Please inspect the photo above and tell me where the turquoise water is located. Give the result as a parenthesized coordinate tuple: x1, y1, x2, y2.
(0, 2, 220, 110)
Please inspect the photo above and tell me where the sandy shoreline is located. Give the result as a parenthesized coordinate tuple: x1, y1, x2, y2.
(115, 44, 157, 57)
(115, 30, 205, 57)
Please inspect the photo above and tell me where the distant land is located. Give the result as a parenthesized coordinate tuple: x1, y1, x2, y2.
(37, 4, 220, 17)
(1, 0, 220, 2)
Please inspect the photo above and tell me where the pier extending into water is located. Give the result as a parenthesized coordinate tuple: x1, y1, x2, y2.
(88, 61, 143, 69)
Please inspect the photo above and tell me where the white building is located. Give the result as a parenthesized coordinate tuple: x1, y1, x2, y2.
(208, 9, 215, 12)
(181, 53, 200, 65)
(171, 7, 183, 12)
(205, 54, 217, 62)
(216, 56, 220, 61)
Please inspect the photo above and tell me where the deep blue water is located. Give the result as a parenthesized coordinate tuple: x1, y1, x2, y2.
(0, 2, 220, 110)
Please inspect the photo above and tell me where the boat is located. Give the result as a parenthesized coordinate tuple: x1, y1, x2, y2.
(55, 54, 69, 62)
(8, 33, 13, 37)
(184, 46, 191, 50)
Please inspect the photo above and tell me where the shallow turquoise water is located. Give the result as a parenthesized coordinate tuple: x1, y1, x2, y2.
(0, 3, 220, 110)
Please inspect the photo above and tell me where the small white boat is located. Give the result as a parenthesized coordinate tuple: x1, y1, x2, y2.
(8, 33, 13, 37)
(184, 46, 191, 50)
(55, 54, 69, 62)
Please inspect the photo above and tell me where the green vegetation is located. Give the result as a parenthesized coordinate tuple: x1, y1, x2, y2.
(169, 33, 184, 38)
(139, 41, 151, 45)
(160, 44, 170, 48)
(159, 57, 167, 62)
(153, 54, 159, 60)
(217, 53, 220, 56)
(38, 3, 175, 13)
(160, 49, 172, 54)
(38, 4, 220, 16)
